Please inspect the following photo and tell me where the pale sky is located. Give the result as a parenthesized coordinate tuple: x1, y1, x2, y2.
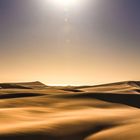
(0, 0, 140, 85)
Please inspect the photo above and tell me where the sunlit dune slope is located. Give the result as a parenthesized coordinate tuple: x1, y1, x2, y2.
(0, 81, 140, 140)
(78, 81, 140, 94)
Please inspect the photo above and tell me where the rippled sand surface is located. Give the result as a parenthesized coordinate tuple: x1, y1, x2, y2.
(0, 81, 140, 140)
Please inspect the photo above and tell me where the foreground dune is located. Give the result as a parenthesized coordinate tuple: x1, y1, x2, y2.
(0, 81, 140, 140)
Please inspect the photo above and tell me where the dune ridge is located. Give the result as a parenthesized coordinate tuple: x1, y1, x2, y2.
(0, 81, 140, 140)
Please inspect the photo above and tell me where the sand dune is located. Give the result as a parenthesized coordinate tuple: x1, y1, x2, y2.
(0, 81, 140, 140)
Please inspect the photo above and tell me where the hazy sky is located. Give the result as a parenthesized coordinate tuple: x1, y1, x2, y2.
(0, 0, 140, 85)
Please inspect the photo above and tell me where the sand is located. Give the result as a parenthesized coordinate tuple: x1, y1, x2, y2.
(0, 81, 140, 140)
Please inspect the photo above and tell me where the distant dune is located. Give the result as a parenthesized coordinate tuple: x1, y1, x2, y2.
(0, 81, 140, 140)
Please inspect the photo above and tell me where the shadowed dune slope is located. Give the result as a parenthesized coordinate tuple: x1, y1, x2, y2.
(0, 81, 47, 89)
(0, 81, 140, 140)
(0, 83, 31, 89)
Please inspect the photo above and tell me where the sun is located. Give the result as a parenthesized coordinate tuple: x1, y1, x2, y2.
(52, 0, 78, 8)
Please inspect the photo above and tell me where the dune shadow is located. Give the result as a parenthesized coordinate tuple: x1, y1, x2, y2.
(0, 124, 116, 140)
(62, 89, 83, 92)
(134, 89, 140, 93)
(88, 93, 140, 109)
(0, 93, 45, 99)
(57, 92, 140, 109)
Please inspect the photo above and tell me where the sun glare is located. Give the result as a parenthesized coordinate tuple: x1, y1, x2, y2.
(51, 0, 78, 8)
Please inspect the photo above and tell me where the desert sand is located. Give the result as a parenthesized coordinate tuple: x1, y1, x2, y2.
(0, 81, 140, 140)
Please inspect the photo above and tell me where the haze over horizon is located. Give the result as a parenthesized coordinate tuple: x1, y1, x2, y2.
(0, 0, 140, 85)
